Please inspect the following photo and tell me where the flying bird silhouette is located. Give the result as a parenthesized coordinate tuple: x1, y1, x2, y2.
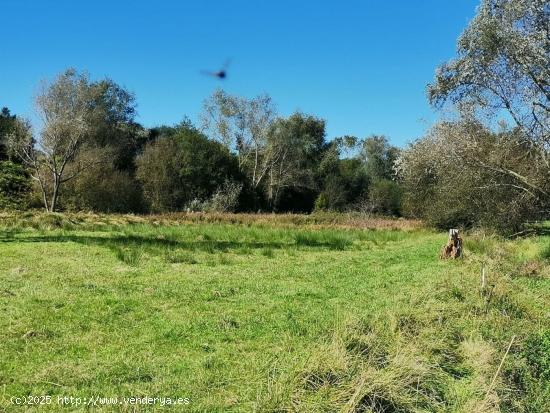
(201, 59, 231, 80)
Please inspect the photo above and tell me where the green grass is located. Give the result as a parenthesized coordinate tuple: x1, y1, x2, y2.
(0, 214, 548, 412)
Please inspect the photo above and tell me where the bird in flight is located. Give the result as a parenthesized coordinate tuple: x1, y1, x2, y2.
(201, 59, 231, 80)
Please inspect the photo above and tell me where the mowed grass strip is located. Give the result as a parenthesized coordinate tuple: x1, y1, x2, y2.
(0, 215, 548, 412)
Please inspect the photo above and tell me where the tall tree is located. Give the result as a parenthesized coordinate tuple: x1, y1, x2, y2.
(84, 78, 146, 171)
(427, 0, 549, 211)
(136, 123, 241, 212)
(428, 0, 549, 142)
(0, 107, 32, 209)
(59, 78, 147, 212)
(361, 135, 399, 182)
(201, 90, 277, 189)
(8, 69, 118, 211)
(265, 113, 326, 208)
(398, 120, 548, 232)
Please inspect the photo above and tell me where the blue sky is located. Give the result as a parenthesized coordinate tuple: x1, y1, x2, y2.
(1, 0, 479, 147)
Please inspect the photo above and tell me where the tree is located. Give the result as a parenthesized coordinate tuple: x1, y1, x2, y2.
(201, 90, 277, 190)
(315, 136, 369, 211)
(60, 78, 146, 212)
(83, 78, 147, 172)
(135, 136, 181, 212)
(61, 147, 143, 212)
(7, 69, 103, 212)
(0, 108, 32, 209)
(397, 120, 549, 233)
(428, 0, 550, 194)
(265, 113, 327, 209)
(7, 69, 145, 212)
(361, 135, 399, 181)
(136, 124, 242, 212)
(368, 179, 402, 216)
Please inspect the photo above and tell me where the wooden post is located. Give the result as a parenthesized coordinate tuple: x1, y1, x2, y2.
(440, 229, 463, 259)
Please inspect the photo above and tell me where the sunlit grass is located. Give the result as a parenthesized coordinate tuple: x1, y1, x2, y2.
(0, 213, 548, 411)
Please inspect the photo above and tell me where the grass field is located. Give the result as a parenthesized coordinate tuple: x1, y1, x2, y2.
(0, 213, 548, 412)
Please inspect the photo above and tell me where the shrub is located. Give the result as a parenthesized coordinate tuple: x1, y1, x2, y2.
(205, 181, 243, 213)
(136, 127, 242, 212)
(62, 150, 144, 213)
(314, 192, 329, 211)
(368, 179, 402, 216)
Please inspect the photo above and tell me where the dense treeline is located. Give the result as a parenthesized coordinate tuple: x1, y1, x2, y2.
(1, 0, 548, 234)
(0, 80, 400, 216)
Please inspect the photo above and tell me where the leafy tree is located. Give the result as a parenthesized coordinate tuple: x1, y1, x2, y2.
(136, 124, 242, 212)
(361, 135, 399, 181)
(266, 112, 327, 210)
(428, 0, 550, 201)
(201, 90, 277, 190)
(135, 137, 181, 212)
(0, 108, 32, 209)
(7, 69, 106, 211)
(315, 138, 369, 211)
(84, 79, 149, 172)
(0, 107, 17, 160)
(60, 78, 147, 212)
(368, 179, 402, 216)
(8, 69, 146, 212)
(61, 147, 143, 212)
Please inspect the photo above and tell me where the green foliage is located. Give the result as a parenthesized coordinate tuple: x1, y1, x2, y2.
(0, 107, 16, 160)
(428, 0, 549, 147)
(61, 148, 144, 212)
(361, 135, 399, 181)
(204, 180, 243, 213)
(399, 121, 548, 233)
(368, 179, 402, 216)
(313, 192, 329, 211)
(316, 140, 371, 212)
(541, 242, 550, 261)
(136, 125, 241, 212)
(421, 0, 550, 232)
(266, 112, 327, 211)
(0, 161, 30, 209)
(524, 330, 550, 381)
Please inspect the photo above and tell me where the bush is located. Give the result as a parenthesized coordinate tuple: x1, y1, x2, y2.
(205, 181, 242, 213)
(136, 127, 242, 212)
(314, 192, 329, 211)
(185, 181, 243, 213)
(368, 180, 402, 216)
(61, 148, 144, 213)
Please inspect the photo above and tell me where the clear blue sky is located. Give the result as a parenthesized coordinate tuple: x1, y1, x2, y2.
(1, 0, 480, 147)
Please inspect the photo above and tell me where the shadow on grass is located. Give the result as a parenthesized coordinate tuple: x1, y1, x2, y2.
(0, 231, 354, 265)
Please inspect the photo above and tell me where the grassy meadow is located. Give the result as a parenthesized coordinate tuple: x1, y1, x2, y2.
(0, 212, 548, 412)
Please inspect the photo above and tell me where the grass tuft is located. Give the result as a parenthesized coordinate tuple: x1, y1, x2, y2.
(115, 247, 142, 266)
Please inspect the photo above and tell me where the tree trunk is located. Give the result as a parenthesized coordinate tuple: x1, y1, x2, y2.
(440, 229, 463, 259)
(50, 175, 60, 212)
